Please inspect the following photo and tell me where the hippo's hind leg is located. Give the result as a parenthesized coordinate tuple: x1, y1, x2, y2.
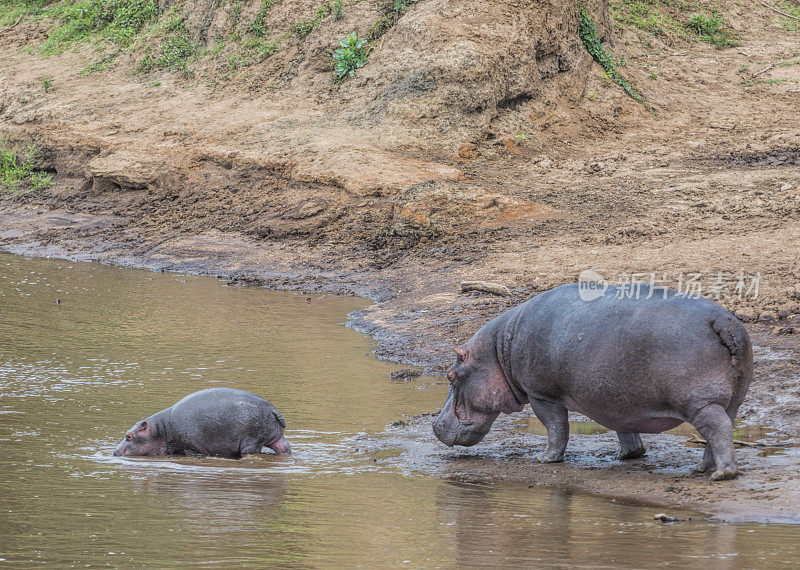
(530, 398, 569, 463)
(689, 404, 738, 481)
(616, 432, 646, 460)
(695, 446, 716, 474)
(697, 395, 747, 474)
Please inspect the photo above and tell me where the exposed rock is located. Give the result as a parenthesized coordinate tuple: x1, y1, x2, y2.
(88, 153, 167, 193)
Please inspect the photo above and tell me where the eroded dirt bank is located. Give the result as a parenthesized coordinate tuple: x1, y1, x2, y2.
(2, 0, 800, 522)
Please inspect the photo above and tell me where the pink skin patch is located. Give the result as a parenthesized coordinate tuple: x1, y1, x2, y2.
(267, 435, 291, 454)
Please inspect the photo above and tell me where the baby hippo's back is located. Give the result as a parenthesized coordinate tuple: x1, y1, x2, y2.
(170, 388, 287, 457)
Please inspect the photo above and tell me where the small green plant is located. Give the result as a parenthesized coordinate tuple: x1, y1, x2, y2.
(0, 139, 52, 192)
(40, 75, 54, 92)
(686, 12, 738, 48)
(648, 72, 658, 80)
(332, 31, 367, 79)
(579, 6, 643, 102)
(330, 0, 342, 20)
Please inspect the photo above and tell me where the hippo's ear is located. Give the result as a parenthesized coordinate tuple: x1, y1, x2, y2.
(137, 420, 148, 432)
(454, 348, 467, 363)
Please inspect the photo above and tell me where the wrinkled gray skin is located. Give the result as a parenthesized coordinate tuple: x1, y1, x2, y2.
(113, 387, 290, 458)
(433, 284, 753, 481)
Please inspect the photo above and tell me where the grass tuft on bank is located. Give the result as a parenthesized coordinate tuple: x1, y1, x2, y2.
(38, 0, 158, 54)
(610, 0, 738, 48)
(0, 139, 52, 193)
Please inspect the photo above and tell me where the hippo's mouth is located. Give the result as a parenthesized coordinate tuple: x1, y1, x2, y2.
(434, 419, 489, 447)
(433, 420, 463, 447)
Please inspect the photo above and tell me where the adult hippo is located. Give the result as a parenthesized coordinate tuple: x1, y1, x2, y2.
(433, 283, 753, 480)
(113, 387, 290, 458)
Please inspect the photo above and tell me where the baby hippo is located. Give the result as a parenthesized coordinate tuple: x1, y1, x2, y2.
(113, 387, 290, 458)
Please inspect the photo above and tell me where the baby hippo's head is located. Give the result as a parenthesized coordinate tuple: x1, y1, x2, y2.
(113, 419, 167, 457)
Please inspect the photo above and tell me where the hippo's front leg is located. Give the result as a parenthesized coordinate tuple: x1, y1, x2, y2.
(616, 432, 646, 460)
(530, 398, 569, 463)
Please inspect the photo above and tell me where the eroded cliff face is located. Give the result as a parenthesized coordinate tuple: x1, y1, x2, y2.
(0, 0, 612, 186)
(0, 0, 616, 247)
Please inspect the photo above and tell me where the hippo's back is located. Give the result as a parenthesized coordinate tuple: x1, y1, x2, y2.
(508, 283, 752, 432)
(169, 388, 283, 456)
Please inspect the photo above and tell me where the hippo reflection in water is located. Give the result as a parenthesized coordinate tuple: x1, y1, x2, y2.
(114, 388, 291, 458)
(433, 283, 753, 480)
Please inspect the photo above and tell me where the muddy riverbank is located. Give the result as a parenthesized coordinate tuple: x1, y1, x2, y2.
(1, 203, 799, 523)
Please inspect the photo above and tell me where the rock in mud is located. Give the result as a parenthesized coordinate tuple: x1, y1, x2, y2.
(89, 153, 167, 192)
(653, 513, 691, 523)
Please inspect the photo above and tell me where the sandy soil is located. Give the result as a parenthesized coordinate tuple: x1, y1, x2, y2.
(1, 0, 799, 521)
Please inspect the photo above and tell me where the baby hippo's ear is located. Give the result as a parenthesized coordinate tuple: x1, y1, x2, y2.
(137, 420, 148, 432)
(454, 348, 467, 362)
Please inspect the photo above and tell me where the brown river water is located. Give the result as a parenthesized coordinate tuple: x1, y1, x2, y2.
(1, 252, 800, 566)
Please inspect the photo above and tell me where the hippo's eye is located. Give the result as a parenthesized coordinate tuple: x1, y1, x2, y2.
(125, 434, 132, 442)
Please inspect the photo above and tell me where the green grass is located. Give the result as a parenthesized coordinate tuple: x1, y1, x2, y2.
(0, 139, 53, 193)
(135, 10, 195, 73)
(224, 36, 280, 68)
(330, 0, 342, 20)
(686, 12, 738, 48)
(247, 0, 278, 37)
(138, 31, 194, 72)
(39, 74, 53, 91)
(38, 0, 158, 55)
(368, 0, 419, 41)
(609, 0, 685, 37)
(776, 0, 800, 32)
(0, 0, 54, 26)
(611, 0, 738, 48)
(294, 5, 328, 36)
(579, 6, 643, 102)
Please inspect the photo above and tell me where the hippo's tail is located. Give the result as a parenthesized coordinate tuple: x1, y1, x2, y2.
(712, 314, 754, 410)
(712, 315, 749, 358)
(273, 408, 286, 429)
